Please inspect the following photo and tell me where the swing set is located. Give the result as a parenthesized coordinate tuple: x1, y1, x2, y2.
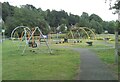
(11, 26, 52, 54)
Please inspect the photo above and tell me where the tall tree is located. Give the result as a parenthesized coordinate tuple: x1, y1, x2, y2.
(89, 14, 103, 23)
(2, 2, 14, 21)
(79, 12, 90, 27)
(106, 0, 120, 64)
(90, 19, 103, 34)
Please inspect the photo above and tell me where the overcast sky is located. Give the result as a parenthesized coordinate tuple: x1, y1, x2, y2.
(1, 0, 118, 21)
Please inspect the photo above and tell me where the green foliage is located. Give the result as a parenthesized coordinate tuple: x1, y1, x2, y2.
(2, 2, 117, 37)
(2, 2, 14, 21)
(112, 1, 120, 10)
(89, 14, 103, 23)
(78, 12, 90, 27)
(90, 19, 103, 34)
(102, 21, 116, 34)
(110, 0, 120, 32)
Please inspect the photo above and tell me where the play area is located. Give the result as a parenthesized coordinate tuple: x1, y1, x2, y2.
(1, 25, 119, 80)
(8, 25, 98, 55)
(1, 0, 120, 80)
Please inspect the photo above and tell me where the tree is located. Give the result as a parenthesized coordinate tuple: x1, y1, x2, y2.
(2, 2, 14, 21)
(90, 19, 103, 34)
(89, 14, 103, 23)
(106, 0, 120, 64)
(5, 16, 17, 36)
(2, 2, 117, 37)
(108, 21, 116, 34)
(68, 13, 79, 25)
(102, 21, 116, 34)
(81, 12, 89, 20)
(78, 12, 90, 27)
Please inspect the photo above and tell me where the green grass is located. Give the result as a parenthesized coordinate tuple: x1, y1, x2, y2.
(96, 34, 115, 40)
(94, 49, 115, 64)
(93, 48, 118, 77)
(2, 40, 80, 80)
(55, 38, 118, 78)
(51, 39, 118, 75)
(53, 39, 114, 49)
(2, 37, 119, 80)
(0, 42, 2, 81)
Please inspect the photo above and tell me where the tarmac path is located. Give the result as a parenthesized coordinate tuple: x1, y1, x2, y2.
(73, 48, 117, 80)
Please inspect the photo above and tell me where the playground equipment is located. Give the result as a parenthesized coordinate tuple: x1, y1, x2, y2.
(55, 24, 68, 44)
(82, 27, 96, 40)
(11, 26, 52, 54)
(47, 26, 96, 44)
(68, 27, 87, 43)
(67, 26, 96, 43)
(68, 27, 96, 39)
(11, 26, 31, 42)
(86, 41, 93, 46)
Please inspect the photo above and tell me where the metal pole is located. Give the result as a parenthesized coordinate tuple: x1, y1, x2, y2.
(37, 27, 52, 54)
(115, 31, 118, 64)
(114, 7, 120, 64)
(22, 28, 28, 54)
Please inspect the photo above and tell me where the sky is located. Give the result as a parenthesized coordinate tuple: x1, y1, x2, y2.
(1, 0, 118, 21)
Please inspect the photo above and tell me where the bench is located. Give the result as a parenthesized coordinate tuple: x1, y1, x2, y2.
(86, 41, 93, 46)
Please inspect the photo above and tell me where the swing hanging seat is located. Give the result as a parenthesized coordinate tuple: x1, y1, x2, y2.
(28, 41, 37, 48)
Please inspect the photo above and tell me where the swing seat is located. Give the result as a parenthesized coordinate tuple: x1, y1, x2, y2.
(28, 41, 37, 48)
(86, 41, 93, 46)
(28, 41, 32, 47)
(32, 42, 37, 48)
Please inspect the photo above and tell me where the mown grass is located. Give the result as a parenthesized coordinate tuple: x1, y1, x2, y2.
(0, 42, 2, 81)
(2, 40, 80, 80)
(54, 38, 118, 78)
(53, 39, 114, 49)
(94, 49, 115, 64)
(2, 37, 119, 80)
(93, 48, 118, 77)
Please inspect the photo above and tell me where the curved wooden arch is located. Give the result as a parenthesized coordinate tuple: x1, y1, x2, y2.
(77, 27, 90, 39)
(83, 27, 96, 40)
(69, 27, 90, 39)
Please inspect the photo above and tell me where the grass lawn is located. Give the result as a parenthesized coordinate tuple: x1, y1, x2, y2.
(0, 42, 2, 81)
(93, 48, 118, 78)
(55, 39, 119, 78)
(2, 40, 80, 80)
(54, 39, 114, 49)
(2, 38, 119, 80)
(118, 56, 120, 80)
